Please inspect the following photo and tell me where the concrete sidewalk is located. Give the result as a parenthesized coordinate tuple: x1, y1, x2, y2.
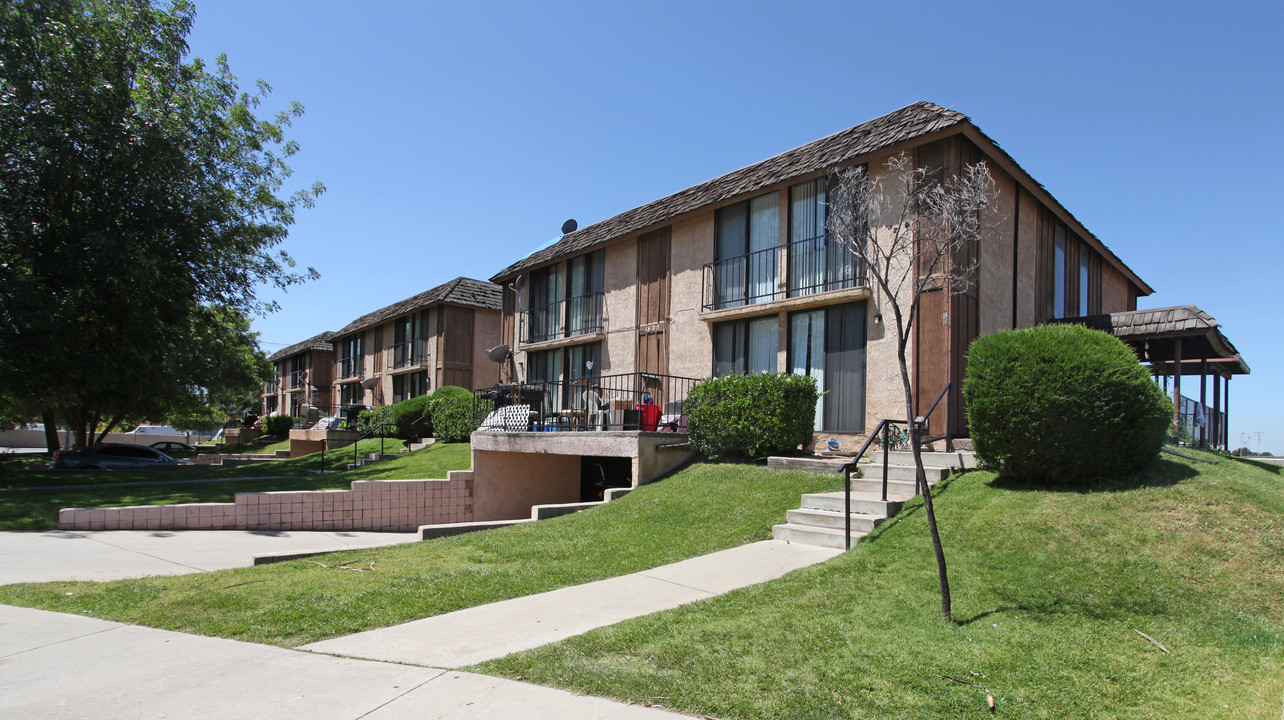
(0, 604, 689, 719)
(0, 529, 420, 584)
(302, 540, 841, 667)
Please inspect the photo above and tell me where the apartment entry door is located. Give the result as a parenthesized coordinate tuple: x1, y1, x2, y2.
(789, 302, 866, 433)
(636, 227, 671, 403)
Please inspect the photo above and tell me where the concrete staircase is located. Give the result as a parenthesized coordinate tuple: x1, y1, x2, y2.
(345, 452, 400, 470)
(771, 450, 974, 549)
(403, 438, 436, 453)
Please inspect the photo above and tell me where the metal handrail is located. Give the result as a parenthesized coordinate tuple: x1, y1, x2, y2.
(918, 381, 953, 445)
(834, 381, 953, 551)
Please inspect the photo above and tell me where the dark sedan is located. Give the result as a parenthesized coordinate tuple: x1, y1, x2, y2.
(149, 440, 198, 454)
(50, 443, 194, 470)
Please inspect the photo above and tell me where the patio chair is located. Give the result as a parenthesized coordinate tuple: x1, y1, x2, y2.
(585, 387, 607, 430)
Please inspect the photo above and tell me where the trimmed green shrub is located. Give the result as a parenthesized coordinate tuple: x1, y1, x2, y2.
(430, 386, 487, 442)
(963, 324, 1171, 484)
(264, 415, 296, 437)
(685, 373, 819, 461)
(356, 406, 394, 437)
(389, 395, 433, 440)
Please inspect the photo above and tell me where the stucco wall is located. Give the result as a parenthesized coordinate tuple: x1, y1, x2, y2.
(470, 449, 581, 520)
(668, 214, 715, 380)
(978, 168, 1018, 336)
(1100, 262, 1131, 314)
(602, 239, 638, 374)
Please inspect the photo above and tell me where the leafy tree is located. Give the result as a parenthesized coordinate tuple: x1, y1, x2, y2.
(828, 153, 997, 621)
(0, 0, 322, 449)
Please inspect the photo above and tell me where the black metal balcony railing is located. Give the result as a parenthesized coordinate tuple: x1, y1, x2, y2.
(702, 234, 866, 311)
(286, 369, 308, 390)
(473, 372, 697, 433)
(263, 380, 280, 395)
(788, 232, 865, 298)
(387, 338, 429, 371)
(520, 292, 604, 345)
(339, 356, 363, 380)
(703, 244, 780, 311)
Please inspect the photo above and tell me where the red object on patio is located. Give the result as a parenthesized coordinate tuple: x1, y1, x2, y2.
(635, 403, 660, 431)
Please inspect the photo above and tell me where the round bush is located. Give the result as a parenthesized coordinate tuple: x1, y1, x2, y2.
(963, 324, 1171, 484)
(264, 415, 296, 437)
(686, 373, 818, 461)
(430, 385, 486, 442)
(389, 395, 433, 439)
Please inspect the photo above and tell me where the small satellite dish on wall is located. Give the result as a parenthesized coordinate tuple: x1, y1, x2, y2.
(487, 344, 511, 363)
(561, 218, 577, 235)
(360, 377, 378, 391)
(511, 275, 526, 294)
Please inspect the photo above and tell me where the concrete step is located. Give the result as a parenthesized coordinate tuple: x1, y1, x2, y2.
(857, 462, 950, 484)
(785, 508, 884, 533)
(366, 453, 399, 461)
(772, 522, 866, 549)
(865, 450, 976, 469)
(800, 492, 905, 516)
(766, 456, 846, 473)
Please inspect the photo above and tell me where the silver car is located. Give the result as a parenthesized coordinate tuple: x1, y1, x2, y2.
(50, 443, 194, 470)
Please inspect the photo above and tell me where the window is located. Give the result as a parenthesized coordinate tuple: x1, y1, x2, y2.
(392, 371, 428, 404)
(789, 176, 862, 297)
(788, 303, 865, 433)
(527, 348, 560, 413)
(339, 333, 363, 378)
(713, 317, 778, 376)
(566, 251, 604, 336)
(527, 263, 563, 343)
(1079, 251, 1090, 317)
(714, 193, 779, 308)
(563, 342, 602, 409)
(339, 383, 363, 407)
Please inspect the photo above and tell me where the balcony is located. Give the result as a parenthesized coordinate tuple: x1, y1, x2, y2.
(702, 234, 866, 311)
(285, 370, 308, 391)
(338, 356, 364, 380)
(387, 338, 429, 371)
(473, 371, 697, 433)
(520, 292, 604, 345)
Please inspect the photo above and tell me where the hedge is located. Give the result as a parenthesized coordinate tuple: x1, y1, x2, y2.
(963, 323, 1171, 484)
(430, 386, 486, 442)
(685, 373, 819, 461)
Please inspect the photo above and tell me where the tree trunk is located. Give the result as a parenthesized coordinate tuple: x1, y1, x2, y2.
(898, 345, 952, 621)
(41, 408, 60, 454)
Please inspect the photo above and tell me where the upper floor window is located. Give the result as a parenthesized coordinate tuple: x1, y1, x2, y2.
(789, 176, 862, 297)
(714, 193, 779, 308)
(565, 250, 604, 337)
(339, 333, 364, 378)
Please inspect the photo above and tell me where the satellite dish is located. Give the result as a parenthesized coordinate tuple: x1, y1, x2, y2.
(512, 275, 526, 294)
(561, 218, 577, 235)
(487, 344, 511, 363)
(360, 377, 378, 390)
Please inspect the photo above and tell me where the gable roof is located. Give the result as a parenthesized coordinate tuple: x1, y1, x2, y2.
(490, 100, 1152, 296)
(1060, 305, 1249, 375)
(334, 276, 501, 337)
(268, 331, 334, 363)
(492, 101, 967, 281)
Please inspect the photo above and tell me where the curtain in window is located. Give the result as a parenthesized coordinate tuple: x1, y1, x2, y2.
(715, 203, 747, 308)
(566, 251, 604, 336)
(748, 317, 778, 374)
(713, 322, 746, 376)
(789, 179, 828, 297)
(748, 195, 779, 304)
(1054, 225, 1066, 319)
(790, 310, 825, 429)
(822, 303, 865, 433)
(1079, 249, 1090, 317)
(564, 342, 601, 409)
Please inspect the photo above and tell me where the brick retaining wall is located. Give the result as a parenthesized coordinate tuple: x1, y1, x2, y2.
(59, 471, 474, 532)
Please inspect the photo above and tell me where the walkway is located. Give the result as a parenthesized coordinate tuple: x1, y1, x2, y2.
(0, 531, 839, 719)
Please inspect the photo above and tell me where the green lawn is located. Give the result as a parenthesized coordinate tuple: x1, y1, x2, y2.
(0, 463, 841, 646)
(0, 440, 470, 530)
(472, 451, 1284, 719)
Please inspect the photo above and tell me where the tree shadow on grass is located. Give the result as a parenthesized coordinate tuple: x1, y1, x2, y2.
(986, 456, 1197, 494)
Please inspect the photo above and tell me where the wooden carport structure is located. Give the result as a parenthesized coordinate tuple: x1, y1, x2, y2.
(1066, 305, 1249, 450)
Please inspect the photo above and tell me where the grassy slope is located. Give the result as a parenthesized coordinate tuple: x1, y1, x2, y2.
(0, 463, 841, 646)
(474, 452, 1284, 719)
(0, 440, 469, 530)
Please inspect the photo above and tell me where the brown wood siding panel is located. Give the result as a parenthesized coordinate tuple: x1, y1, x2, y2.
(915, 287, 951, 435)
(636, 227, 671, 397)
(1034, 207, 1055, 323)
(1089, 252, 1103, 314)
(501, 286, 516, 350)
(441, 306, 475, 389)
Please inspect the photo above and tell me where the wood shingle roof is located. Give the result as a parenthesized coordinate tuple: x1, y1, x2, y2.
(333, 277, 501, 337)
(491, 101, 968, 281)
(268, 331, 335, 363)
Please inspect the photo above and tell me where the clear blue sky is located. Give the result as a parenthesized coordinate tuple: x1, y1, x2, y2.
(185, 0, 1283, 454)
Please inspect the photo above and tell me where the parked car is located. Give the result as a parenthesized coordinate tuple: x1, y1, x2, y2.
(127, 425, 182, 435)
(149, 441, 198, 454)
(50, 443, 194, 470)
